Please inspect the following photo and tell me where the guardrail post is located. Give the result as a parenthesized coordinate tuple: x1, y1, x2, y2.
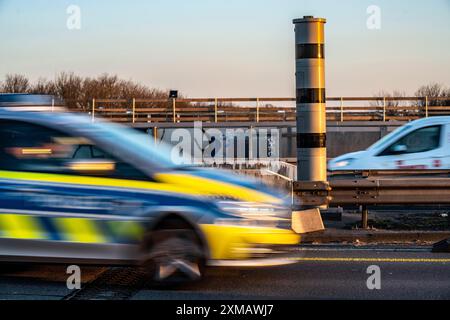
(153, 126, 158, 145)
(340, 97, 344, 122)
(249, 125, 253, 161)
(256, 98, 260, 123)
(92, 98, 95, 122)
(132, 98, 136, 123)
(425, 96, 428, 118)
(382, 97, 386, 122)
(361, 205, 369, 229)
(172, 98, 176, 123)
(214, 98, 218, 123)
(51, 98, 55, 112)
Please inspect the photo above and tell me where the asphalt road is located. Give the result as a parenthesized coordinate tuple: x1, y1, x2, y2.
(1, 245, 449, 300)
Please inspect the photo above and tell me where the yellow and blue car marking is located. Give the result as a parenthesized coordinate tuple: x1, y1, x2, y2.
(0, 167, 299, 261)
(0, 213, 145, 244)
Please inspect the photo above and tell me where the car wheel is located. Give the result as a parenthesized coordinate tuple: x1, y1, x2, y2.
(143, 228, 205, 285)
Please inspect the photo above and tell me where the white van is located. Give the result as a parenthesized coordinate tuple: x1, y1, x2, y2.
(328, 116, 450, 171)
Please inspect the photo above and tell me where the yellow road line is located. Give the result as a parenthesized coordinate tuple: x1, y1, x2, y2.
(289, 257, 450, 263)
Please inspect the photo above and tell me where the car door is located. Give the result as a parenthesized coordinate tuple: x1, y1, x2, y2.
(374, 124, 443, 169)
(0, 119, 150, 263)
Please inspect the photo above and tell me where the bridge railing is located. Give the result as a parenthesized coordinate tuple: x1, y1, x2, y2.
(66, 96, 450, 123)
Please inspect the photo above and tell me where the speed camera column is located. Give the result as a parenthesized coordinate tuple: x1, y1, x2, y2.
(293, 16, 327, 181)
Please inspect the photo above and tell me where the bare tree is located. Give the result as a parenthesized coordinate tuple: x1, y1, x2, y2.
(415, 83, 446, 106)
(1, 72, 179, 115)
(29, 78, 55, 95)
(371, 90, 406, 108)
(51, 72, 83, 110)
(1, 74, 30, 93)
(441, 87, 450, 106)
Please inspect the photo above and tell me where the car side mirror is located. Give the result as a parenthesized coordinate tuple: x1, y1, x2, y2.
(392, 144, 407, 153)
(66, 160, 116, 173)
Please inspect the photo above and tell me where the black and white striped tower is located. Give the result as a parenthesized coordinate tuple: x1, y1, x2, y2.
(293, 16, 327, 182)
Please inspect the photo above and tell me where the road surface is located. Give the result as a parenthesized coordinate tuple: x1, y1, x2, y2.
(1, 245, 449, 300)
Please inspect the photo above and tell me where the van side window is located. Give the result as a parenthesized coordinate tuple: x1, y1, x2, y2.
(377, 125, 442, 156)
(0, 120, 147, 180)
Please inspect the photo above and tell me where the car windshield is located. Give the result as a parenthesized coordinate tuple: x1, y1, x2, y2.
(366, 124, 411, 151)
(59, 114, 189, 169)
(95, 121, 189, 169)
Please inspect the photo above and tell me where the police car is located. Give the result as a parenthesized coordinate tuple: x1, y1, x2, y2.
(0, 94, 320, 284)
(329, 116, 450, 171)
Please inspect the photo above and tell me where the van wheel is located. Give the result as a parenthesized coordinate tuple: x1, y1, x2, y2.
(143, 229, 205, 285)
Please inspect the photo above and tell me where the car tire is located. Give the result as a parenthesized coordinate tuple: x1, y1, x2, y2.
(143, 228, 206, 286)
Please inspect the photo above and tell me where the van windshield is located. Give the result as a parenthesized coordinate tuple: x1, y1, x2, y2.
(366, 124, 411, 151)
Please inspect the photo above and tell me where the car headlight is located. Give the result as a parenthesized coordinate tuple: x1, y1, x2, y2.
(218, 201, 290, 219)
(215, 201, 291, 227)
(331, 158, 354, 168)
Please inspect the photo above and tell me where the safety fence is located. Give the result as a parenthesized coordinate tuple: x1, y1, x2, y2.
(294, 169, 450, 229)
(65, 96, 450, 123)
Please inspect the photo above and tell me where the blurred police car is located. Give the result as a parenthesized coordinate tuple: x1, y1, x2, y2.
(0, 94, 322, 284)
(329, 117, 450, 171)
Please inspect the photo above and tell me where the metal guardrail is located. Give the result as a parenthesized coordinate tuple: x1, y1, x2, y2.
(65, 96, 450, 123)
(295, 170, 450, 206)
(294, 170, 450, 228)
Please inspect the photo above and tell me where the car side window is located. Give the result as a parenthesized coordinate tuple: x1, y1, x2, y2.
(72, 145, 107, 159)
(377, 125, 442, 156)
(0, 120, 148, 180)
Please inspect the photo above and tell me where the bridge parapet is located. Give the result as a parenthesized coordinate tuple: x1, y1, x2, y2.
(65, 96, 450, 124)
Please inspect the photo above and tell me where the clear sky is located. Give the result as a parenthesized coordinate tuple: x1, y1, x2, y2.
(0, 0, 449, 97)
